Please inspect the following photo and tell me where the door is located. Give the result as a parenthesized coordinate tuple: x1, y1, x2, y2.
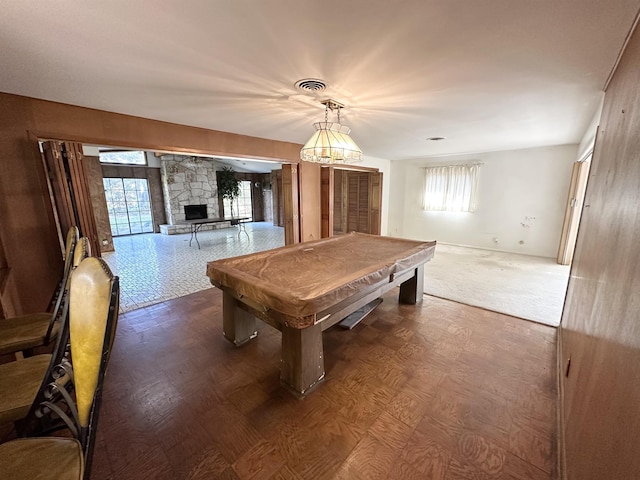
(321, 167, 383, 237)
(103, 177, 154, 236)
(42, 141, 101, 256)
(557, 153, 592, 265)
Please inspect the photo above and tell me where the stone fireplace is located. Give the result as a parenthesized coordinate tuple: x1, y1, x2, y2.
(159, 154, 226, 234)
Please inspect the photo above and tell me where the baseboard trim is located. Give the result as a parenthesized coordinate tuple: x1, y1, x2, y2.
(437, 241, 556, 260)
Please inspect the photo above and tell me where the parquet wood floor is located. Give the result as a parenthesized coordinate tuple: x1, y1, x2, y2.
(90, 287, 557, 480)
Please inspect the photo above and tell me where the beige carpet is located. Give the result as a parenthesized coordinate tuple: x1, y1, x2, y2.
(423, 244, 570, 326)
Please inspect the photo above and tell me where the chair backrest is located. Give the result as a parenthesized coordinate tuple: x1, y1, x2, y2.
(69, 256, 119, 476)
(44, 226, 80, 343)
(24, 257, 119, 479)
(44, 236, 93, 358)
(70, 257, 118, 425)
(73, 237, 91, 268)
(57, 226, 80, 306)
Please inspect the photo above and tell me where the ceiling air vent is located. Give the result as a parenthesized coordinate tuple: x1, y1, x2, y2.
(294, 78, 327, 93)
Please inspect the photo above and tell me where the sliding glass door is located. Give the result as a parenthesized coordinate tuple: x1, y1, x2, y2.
(103, 178, 154, 236)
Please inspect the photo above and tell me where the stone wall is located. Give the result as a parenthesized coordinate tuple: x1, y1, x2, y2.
(160, 155, 220, 225)
(263, 188, 274, 223)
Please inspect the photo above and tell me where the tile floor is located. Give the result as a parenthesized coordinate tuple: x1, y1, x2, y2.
(102, 222, 284, 312)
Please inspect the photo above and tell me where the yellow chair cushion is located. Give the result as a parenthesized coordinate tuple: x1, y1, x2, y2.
(0, 354, 51, 425)
(0, 437, 83, 480)
(0, 313, 57, 355)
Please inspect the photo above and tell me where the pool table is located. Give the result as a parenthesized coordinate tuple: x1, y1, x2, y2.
(206, 232, 436, 396)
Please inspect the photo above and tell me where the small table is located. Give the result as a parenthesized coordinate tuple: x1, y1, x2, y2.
(181, 217, 249, 248)
(206, 232, 436, 396)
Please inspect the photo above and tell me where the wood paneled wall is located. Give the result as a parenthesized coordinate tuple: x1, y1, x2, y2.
(298, 161, 321, 242)
(271, 170, 284, 227)
(84, 155, 113, 252)
(0, 92, 302, 315)
(559, 19, 640, 480)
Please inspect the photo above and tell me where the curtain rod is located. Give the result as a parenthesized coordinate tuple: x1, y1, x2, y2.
(422, 162, 484, 168)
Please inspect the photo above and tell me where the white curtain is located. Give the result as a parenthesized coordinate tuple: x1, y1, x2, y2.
(423, 164, 479, 212)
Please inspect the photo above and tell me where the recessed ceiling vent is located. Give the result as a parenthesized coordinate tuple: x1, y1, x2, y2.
(294, 78, 327, 93)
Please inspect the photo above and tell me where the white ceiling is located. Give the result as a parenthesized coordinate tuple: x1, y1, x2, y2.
(2, 1, 639, 160)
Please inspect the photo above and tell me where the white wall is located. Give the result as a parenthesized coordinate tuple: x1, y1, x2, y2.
(389, 145, 578, 257)
(577, 94, 604, 160)
(361, 155, 392, 235)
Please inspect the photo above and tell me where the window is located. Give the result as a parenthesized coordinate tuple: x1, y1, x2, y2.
(223, 180, 253, 220)
(423, 164, 479, 212)
(99, 150, 147, 165)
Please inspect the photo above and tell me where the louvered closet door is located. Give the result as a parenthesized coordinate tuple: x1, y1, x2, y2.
(42, 141, 101, 256)
(346, 172, 370, 234)
(369, 172, 382, 235)
(333, 169, 346, 235)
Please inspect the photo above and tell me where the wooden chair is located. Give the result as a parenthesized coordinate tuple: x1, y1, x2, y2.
(0, 256, 119, 480)
(0, 226, 79, 357)
(0, 237, 90, 428)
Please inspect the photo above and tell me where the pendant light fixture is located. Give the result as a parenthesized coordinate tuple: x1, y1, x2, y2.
(300, 99, 363, 164)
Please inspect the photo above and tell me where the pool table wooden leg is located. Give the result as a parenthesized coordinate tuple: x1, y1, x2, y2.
(280, 323, 325, 397)
(399, 265, 424, 304)
(222, 291, 258, 346)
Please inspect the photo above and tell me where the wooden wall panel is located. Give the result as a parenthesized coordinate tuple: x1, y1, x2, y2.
(43, 141, 101, 256)
(0, 92, 302, 315)
(30, 97, 302, 162)
(282, 164, 300, 245)
(0, 95, 63, 315)
(65, 142, 101, 256)
(298, 161, 321, 242)
(271, 170, 284, 227)
(560, 20, 640, 480)
(42, 142, 76, 238)
(84, 155, 113, 252)
(0, 232, 14, 318)
(147, 168, 167, 232)
(320, 167, 333, 238)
